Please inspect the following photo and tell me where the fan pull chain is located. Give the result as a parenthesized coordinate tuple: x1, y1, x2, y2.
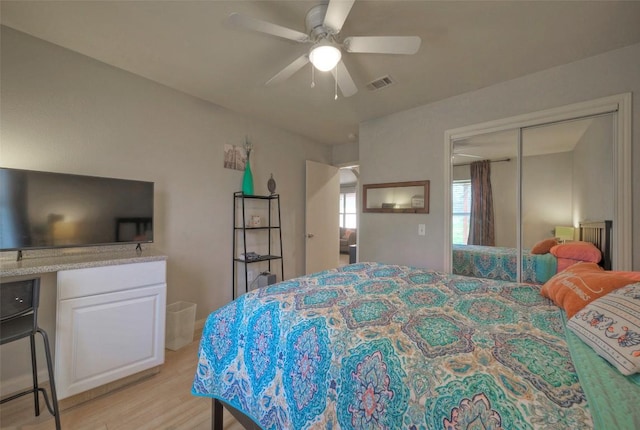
(311, 65, 315, 88)
(334, 65, 338, 100)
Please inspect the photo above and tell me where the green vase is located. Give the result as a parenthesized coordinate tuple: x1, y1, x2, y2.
(242, 158, 254, 195)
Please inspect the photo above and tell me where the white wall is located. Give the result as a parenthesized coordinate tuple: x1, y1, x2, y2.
(489, 159, 517, 248)
(572, 115, 615, 225)
(332, 142, 359, 166)
(0, 26, 331, 322)
(359, 42, 640, 270)
(522, 152, 574, 248)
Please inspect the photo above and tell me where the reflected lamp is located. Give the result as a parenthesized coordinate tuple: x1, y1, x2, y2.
(555, 226, 575, 243)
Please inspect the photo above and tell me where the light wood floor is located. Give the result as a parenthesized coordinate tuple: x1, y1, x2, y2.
(339, 252, 350, 267)
(0, 331, 243, 430)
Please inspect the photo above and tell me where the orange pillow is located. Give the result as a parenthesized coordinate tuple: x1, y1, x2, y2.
(549, 241, 602, 263)
(541, 262, 635, 317)
(531, 238, 558, 254)
(612, 271, 640, 281)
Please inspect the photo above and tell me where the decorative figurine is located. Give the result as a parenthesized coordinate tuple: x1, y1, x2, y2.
(267, 173, 276, 195)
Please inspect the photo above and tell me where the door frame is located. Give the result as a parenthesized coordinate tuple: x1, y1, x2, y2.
(444, 93, 632, 271)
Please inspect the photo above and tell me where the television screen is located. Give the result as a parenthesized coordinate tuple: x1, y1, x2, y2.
(0, 168, 154, 251)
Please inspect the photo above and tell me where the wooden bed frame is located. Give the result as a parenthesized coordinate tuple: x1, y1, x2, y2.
(579, 220, 612, 270)
(208, 219, 614, 430)
(212, 398, 260, 430)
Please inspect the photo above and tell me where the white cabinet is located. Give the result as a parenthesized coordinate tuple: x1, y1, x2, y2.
(55, 261, 166, 399)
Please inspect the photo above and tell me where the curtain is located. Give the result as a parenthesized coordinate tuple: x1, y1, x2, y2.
(468, 160, 495, 246)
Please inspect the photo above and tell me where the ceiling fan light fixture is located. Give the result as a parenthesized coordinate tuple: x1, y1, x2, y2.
(309, 42, 341, 72)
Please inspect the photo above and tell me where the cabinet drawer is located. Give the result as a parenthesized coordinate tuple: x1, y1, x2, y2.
(58, 260, 166, 300)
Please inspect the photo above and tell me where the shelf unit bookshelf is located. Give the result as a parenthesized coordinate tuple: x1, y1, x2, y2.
(232, 192, 284, 298)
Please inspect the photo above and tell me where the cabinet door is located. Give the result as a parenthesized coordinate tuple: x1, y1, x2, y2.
(55, 276, 166, 399)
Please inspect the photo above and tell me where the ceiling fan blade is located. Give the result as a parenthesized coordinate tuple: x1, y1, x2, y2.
(228, 12, 309, 43)
(331, 60, 358, 97)
(265, 54, 310, 86)
(344, 36, 421, 54)
(455, 153, 483, 159)
(323, 0, 355, 33)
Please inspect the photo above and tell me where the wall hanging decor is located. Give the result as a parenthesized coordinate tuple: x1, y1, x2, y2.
(224, 144, 246, 171)
(363, 180, 430, 213)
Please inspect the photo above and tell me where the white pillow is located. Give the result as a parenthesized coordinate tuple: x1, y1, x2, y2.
(567, 282, 640, 375)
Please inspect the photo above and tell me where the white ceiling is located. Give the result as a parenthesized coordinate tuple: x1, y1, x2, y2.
(452, 116, 596, 164)
(2, 1, 640, 145)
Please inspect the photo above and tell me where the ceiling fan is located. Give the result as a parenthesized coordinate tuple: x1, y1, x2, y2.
(228, 0, 421, 98)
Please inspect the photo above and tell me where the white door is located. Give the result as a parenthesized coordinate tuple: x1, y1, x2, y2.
(305, 160, 340, 274)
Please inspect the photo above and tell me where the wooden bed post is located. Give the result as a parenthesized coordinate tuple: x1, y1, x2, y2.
(212, 399, 223, 430)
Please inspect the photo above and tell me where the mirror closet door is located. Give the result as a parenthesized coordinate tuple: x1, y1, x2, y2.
(521, 113, 615, 278)
(451, 112, 616, 282)
(451, 131, 519, 280)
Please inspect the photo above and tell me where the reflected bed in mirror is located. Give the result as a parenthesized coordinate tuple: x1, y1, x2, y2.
(452, 221, 612, 284)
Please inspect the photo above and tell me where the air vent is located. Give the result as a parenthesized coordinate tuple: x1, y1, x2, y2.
(366, 75, 395, 91)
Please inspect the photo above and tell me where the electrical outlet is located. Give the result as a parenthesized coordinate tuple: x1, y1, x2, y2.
(418, 224, 426, 236)
(247, 270, 255, 282)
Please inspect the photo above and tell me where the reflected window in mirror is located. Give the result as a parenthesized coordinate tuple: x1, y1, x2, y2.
(452, 180, 471, 244)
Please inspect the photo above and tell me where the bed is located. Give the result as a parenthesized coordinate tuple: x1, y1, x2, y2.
(452, 221, 612, 283)
(192, 261, 639, 429)
(452, 245, 557, 283)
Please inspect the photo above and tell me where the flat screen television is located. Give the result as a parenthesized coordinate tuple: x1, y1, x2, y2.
(0, 168, 154, 251)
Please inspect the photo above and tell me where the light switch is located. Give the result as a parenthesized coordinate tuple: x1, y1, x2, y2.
(418, 224, 426, 236)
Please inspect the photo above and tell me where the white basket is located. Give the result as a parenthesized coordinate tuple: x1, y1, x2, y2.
(165, 301, 196, 351)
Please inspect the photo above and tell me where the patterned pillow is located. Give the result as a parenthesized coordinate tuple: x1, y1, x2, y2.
(540, 262, 635, 318)
(567, 283, 640, 375)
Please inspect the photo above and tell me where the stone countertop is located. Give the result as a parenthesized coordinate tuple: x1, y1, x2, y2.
(0, 246, 167, 278)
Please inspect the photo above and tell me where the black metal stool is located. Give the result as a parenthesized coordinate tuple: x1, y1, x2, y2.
(1, 278, 61, 429)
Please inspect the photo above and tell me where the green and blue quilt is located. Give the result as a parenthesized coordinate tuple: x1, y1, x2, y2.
(192, 262, 595, 429)
(452, 244, 558, 284)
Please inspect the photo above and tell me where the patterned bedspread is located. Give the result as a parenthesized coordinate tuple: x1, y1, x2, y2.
(192, 263, 592, 429)
(452, 244, 558, 284)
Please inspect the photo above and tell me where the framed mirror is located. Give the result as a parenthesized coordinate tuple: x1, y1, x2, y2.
(363, 181, 429, 213)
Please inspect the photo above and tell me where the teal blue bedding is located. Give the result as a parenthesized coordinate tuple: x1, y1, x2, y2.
(191, 263, 619, 429)
(452, 244, 558, 284)
(564, 318, 640, 430)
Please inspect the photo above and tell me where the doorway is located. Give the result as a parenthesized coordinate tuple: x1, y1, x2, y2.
(339, 166, 359, 266)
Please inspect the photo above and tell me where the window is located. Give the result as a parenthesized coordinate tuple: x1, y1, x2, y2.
(340, 192, 357, 228)
(452, 180, 471, 244)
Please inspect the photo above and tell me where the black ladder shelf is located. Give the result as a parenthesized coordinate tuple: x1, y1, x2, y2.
(232, 192, 284, 299)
